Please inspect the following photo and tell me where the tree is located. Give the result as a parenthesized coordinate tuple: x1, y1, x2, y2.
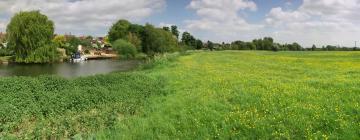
(312, 44, 317, 51)
(142, 24, 178, 55)
(171, 25, 179, 39)
(7, 11, 59, 63)
(291, 42, 302, 51)
(64, 35, 81, 54)
(108, 19, 131, 43)
(246, 42, 256, 50)
(272, 43, 281, 52)
(207, 41, 214, 51)
(163, 26, 170, 32)
(181, 32, 196, 49)
(53, 35, 66, 47)
(263, 37, 274, 50)
(112, 39, 137, 58)
(195, 39, 203, 50)
(125, 33, 142, 51)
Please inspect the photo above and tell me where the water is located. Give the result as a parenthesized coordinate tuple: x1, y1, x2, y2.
(0, 59, 140, 78)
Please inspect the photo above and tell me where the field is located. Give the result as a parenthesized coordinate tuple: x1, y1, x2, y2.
(1, 51, 360, 139)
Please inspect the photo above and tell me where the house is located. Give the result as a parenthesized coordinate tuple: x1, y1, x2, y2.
(0, 32, 5, 42)
(0, 32, 7, 48)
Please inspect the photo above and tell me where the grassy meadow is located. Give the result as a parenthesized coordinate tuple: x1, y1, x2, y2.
(1, 51, 360, 139)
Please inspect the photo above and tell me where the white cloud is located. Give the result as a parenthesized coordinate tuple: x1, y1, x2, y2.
(0, 22, 6, 32)
(0, 0, 166, 35)
(266, 0, 360, 47)
(185, 0, 263, 42)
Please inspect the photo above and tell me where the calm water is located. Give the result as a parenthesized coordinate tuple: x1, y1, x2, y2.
(0, 59, 140, 78)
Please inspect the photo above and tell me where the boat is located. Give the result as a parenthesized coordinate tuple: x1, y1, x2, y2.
(70, 51, 88, 62)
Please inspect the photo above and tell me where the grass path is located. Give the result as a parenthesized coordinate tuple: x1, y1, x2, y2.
(97, 51, 360, 139)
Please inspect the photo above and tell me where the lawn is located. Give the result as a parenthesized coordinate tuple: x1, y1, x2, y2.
(1, 51, 359, 139)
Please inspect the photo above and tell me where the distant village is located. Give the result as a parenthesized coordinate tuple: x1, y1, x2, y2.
(0, 32, 118, 63)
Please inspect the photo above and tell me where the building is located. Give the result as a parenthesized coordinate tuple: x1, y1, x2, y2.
(0, 32, 5, 42)
(0, 32, 7, 48)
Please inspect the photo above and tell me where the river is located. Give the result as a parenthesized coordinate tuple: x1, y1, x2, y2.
(0, 59, 140, 78)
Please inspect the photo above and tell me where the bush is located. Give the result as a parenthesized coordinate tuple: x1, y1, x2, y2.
(0, 48, 13, 56)
(112, 39, 137, 58)
(84, 49, 90, 54)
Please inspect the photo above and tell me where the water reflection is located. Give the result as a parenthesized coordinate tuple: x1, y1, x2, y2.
(0, 59, 140, 78)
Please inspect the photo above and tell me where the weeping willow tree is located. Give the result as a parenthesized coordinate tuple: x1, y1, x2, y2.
(6, 11, 59, 63)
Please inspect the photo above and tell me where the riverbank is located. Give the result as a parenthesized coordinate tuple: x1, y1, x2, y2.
(1, 51, 359, 139)
(0, 56, 11, 64)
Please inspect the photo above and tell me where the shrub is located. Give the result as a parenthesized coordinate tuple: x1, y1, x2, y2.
(0, 48, 13, 56)
(112, 39, 137, 58)
(84, 49, 90, 54)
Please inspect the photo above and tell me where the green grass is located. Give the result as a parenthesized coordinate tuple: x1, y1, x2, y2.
(1, 51, 360, 139)
(97, 51, 360, 139)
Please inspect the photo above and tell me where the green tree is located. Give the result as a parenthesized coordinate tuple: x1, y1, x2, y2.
(108, 19, 131, 43)
(53, 35, 66, 47)
(112, 39, 137, 58)
(263, 37, 274, 50)
(6, 11, 58, 63)
(163, 26, 170, 32)
(143, 24, 178, 55)
(181, 32, 196, 49)
(171, 25, 179, 39)
(207, 41, 214, 51)
(125, 33, 142, 51)
(312, 44, 317, 51)
(195, 39, 203, 50)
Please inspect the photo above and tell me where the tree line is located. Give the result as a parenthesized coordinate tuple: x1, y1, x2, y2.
(1, 10, 359, 63)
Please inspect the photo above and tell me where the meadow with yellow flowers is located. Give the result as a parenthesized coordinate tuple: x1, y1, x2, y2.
(98, 51, 360, 139)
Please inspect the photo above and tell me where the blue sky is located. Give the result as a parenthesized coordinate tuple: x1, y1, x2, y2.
(0, 0, 359, 47)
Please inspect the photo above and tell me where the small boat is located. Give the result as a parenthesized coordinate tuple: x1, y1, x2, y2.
(70, 51, 88, 62)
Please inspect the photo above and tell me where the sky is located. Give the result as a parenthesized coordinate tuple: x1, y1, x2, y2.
(0, 0, 360, 47)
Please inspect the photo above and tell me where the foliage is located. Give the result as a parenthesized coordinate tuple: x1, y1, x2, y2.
(112, 39, 137, 58)
(162, 26, 170, 32)
(207, 40, 214, 51)
(142, 24, 178, 55)
(195, 39, 203, 50)
(0, 73, 165, 139)
(6, 11, 57, 63)
(125, 33, 142, 51)
(23, 43, 60, 63)
(0, 48, 13, 57)
(171, 25, 179, 39)
(108, 20, 131, 43)
(53, 35, 66, 47)
(108, 19, 179, 55)
(220, 37, 303, 51)
(181, 32, 196, 49)
(312, 44, 317, 51)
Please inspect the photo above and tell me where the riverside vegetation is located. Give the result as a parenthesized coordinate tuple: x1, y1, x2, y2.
(1, 51, 359, 139)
